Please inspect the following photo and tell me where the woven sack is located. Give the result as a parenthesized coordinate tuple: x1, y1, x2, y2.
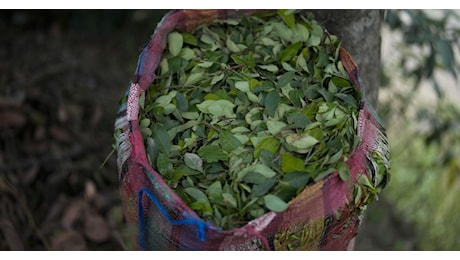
(114, 9, 390, 251)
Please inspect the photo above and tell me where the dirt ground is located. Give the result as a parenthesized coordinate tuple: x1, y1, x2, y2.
(0, 10, 414, 251)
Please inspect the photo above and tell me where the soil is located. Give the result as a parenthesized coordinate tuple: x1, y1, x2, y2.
(0, 10, 415, 251)
(0, 10, 161, 250)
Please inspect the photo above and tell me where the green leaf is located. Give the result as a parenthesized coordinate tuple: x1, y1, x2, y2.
(146, 137, 159, 166)
(296, 54, 309, 73)
(168, 31, 183, 56)
(219, 131, 242, 153)
(140, 127, 152, 137)
(252, 179, 276, 197)
(168, 120, 199, 138)
(235, 81, 250, 92)
(281, 153, 306, 173)
(180, 47, 195, 60)
(169, 169, 185, 186)
(313, 167, 336, 182)
(151, 124, 171, 156)
(222, 193, 238, 208)
(328, 149, 343, 165)
(184, 153, 204, 173)
(278, 9, 296, 28)
(207, 181, 223, 200)
(280, 41, 302, 62)
(288, 89, 303, 107)
(140, 118, 151, 128)
(285, 133, 318, 150)
(335, 93, 359, 109)
(157, 152, 172, 175)
(204, 93, 221, 101)
(353, 185, 362, 205)
(197, 61, 214, 68)
(267, 120, 287, 135)
(254, 136, 281, 159)
(252, 164, 277, 179)
(156, 90, 177, 107)
(139, 92, 146, 110)
(263, 194, 288, 212)
(277, 71, 295, 88)
(293, 23, 310, 42)
(358, 174, 374, 188)
(264, 91, 280, 117)
(242, 171, 267, 184)
(231, 126, 251, 134)
(197, 100, 236, 118)
(307, 35, 321, 47)
(175, 92, 188, 112)
(273, 22, 293, 42)
(168, 56, 183, 74)
(332, 76, 352, 87)
(258, 64, 279, 73)
(190, 200, 212, 216)
(185, 187, 209, 202)
(230, 54, 246, 65)
(338, 162, 350, 181)
(159, 58, 169, 75)
(316, 46, 329, 67)
(259, 37, 276, 46)
(182, 32, 198, 46)
(211, 73, 225, 85)
(185, 71, 204, 86)
(226, 37, 241, 52)
(197, 145, 228, 163)
(286, 111, 310, 129)
(282, 171, 311, 189)
(307, 23, 323, 47)
(181, 112, 199, 120)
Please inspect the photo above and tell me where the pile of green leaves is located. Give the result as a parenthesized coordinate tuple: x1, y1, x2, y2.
(138, 10, 362, 230)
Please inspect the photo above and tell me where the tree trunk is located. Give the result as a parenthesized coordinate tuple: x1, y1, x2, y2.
(310, 10, 384, 108)
(309, 10, 384, 250)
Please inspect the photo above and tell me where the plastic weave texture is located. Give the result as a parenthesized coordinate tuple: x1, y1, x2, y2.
(114, 9, 390, 251)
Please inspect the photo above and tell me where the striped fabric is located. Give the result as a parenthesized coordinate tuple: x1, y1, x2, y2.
(114, 9, 390, 251)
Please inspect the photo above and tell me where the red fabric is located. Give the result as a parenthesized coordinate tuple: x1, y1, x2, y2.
(114, 10, 390, 250)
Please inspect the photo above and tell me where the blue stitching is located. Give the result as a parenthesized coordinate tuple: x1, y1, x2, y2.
(137, 188, 212, 250)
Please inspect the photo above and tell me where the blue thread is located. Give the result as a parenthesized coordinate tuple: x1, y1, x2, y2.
(138, 188, 212, 250)
(138, 191, 147, 250)
(135, 50, 146, 75)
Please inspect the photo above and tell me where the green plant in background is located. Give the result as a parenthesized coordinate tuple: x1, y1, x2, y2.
(380, 10, 460, 126)
(385, 10, 459, 93)
(386, 103, 460, 250)
(378, 10, 460, 250)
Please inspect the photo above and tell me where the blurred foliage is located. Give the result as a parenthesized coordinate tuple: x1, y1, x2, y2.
(386, 103, 460, 250)
(384, 10, 460, 98)
(379, 10, 460, 250)
(379, 10, 460, 125)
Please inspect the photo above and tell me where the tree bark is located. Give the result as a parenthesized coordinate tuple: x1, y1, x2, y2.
(309, 10, 384, 108)
(309, 10, 384, 250)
